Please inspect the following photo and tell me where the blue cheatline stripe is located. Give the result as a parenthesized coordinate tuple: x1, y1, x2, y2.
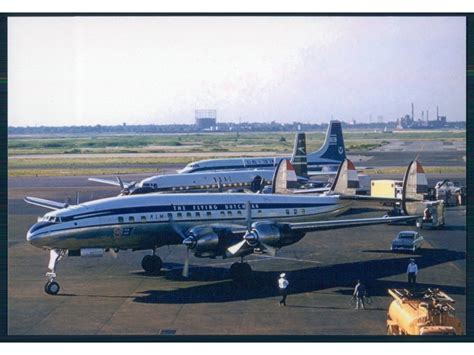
(186, 160, 341, 173)
(31, 206, 344, 237)
(61, 202, 336, 222)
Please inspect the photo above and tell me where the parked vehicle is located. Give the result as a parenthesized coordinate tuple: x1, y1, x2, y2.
(391, 231, 424, 253)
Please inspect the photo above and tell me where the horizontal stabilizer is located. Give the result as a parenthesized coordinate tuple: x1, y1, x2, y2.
(24, 196, 68, 210)
(88, 177, 123, 187)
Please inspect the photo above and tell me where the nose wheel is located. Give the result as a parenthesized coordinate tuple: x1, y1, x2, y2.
(45, 278, 60, 295)
(141, 254, 163, 274)
(44, 249, 66, 295)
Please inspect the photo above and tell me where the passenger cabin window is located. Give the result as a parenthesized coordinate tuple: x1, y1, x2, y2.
(294, 209, 298, 215)
(141, 216, 146, 223)
(186, 212, 192, 218)
(118, 217, 124, 224)
(286, 209, 290, 215)
(237, 210, 243, 216)
(167, 213, 172, 219)
(220, 211, 225, 217)
(129, 216, 135, 223)
(177, 213, 182, 218)
(206, 211, 212, 218)
(195, 212, 201, 218)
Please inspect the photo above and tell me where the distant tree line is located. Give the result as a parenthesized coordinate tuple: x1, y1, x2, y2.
(8, 120, 465, 136)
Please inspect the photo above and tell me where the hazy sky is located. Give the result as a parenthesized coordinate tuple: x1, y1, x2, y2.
(9, 17, 465, 127)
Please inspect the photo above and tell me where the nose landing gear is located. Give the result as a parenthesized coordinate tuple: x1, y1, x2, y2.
(44, 249, 66, 295)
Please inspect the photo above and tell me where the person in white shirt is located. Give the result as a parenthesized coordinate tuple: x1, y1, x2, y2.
(278, 273, 289, 306)
(407, 258, 418, 284)
(352, 280, 366, 310)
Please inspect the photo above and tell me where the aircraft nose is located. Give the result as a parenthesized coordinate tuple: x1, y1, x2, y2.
(26, 221, 52, 246)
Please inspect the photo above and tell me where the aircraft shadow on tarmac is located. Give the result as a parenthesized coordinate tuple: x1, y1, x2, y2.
(133, 248, 465, 305)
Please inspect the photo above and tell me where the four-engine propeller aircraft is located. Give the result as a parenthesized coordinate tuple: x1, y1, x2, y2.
(88, 131, 313, 195)
(178, 120, 346, 175)
(24, 158, 427, 295)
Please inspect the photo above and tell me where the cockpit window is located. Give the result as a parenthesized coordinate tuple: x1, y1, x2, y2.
(45, 215, 60, 223)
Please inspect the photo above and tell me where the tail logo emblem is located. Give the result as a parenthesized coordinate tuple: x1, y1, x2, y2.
(338, 147, 344, 155)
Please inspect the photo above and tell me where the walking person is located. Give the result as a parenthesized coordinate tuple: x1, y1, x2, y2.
(278, 273, 289, 306)
(407, 258, 418, 285)
(352, 280, 366, 310)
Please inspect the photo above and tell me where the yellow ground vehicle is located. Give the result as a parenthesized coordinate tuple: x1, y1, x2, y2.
(371, 180, 403, 199)
(387, 288, 463, 335)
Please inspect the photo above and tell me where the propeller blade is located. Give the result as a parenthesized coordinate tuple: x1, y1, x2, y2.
(261, 243, 277, 257)
(75, 191, 80, 205)
(246, 200, 252, 231)
(182, 248, 190, 278)
(116, 176, 125, 190)
(227, 239, 247, 255)
(169, 217, 187, 240)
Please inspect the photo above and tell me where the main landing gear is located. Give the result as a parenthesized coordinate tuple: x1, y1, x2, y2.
(141, 249, 162, 274)
(44, 249, 66, 295)
(230, 259, 252, 281)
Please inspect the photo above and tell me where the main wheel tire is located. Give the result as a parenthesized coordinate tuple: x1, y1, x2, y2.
(151, 255, 163, 273)
(45, 281, 60, 295)
(141, 255, 154, 273)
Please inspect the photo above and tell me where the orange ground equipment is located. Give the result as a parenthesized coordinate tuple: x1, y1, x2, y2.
(387, 288, 463, 335)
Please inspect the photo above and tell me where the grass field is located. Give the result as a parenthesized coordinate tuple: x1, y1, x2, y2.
(8, 130, 465, 177)
(8, 130, 465, 156)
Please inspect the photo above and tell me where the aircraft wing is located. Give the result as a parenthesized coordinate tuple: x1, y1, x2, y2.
(88, 177, 122, 187)
(24, 196, 68, 210)
(287, 215, 420, 233)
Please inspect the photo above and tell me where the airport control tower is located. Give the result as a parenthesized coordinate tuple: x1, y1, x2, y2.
(195, 109, 217, 131)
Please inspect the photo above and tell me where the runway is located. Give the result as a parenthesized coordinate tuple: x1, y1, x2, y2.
(7, 173, 466, 336)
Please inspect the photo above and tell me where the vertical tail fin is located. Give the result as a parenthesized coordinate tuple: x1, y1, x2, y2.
(272, 159, 298, 194)
(308, 120, 346, 162)
(330, 159, 359, 195)
(401, 159, 429, 215)
(290, 132, 308, 178)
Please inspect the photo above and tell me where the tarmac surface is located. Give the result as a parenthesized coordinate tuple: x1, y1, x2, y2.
(7, 172, 466, 337)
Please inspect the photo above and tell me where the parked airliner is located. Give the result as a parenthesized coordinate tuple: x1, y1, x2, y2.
(24, 159, 425, 295)
(178, 120, 346, 175)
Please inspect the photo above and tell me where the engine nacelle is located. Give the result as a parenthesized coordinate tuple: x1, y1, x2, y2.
(68, 248, 104, 257)
(251, 221, 304, 248)
(186, 226, 220, 257)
